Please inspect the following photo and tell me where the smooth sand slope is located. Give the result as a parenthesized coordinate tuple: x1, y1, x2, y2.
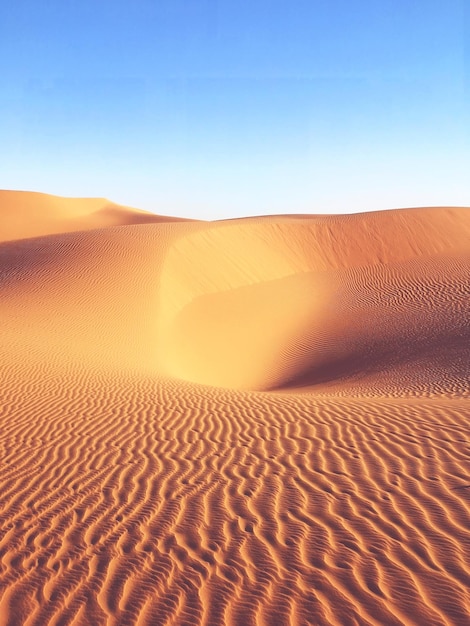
(0, 190, 189, 244)
(0, 191, 469, 625)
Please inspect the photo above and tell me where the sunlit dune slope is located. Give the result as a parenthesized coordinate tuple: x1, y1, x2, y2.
(0, 190, 188, 242)
(0, 220, 201, 373)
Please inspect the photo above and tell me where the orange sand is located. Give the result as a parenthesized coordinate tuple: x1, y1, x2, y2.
(0, 191, 469, 625)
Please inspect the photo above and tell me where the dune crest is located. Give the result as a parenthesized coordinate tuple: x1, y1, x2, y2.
(0, 189, 189, 243)
(0, 191, 469, 625)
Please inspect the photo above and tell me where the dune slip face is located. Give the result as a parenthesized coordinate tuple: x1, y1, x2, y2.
(0, 192, 469, 626)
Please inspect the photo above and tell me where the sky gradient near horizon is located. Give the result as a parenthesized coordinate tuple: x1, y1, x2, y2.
(1, 1, 468, 219)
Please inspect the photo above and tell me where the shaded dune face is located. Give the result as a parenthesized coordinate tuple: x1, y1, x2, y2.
(158, 224, 331, 389)
(159, 209, 470, 391)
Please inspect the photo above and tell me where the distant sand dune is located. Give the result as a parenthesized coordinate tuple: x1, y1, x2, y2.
(0, 191, 469, 625)
(0, 190, 189, 243)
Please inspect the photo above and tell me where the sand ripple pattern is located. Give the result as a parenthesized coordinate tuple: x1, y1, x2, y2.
(1, 367, 469, 625)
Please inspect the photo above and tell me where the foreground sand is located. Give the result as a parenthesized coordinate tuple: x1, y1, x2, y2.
(0, 191, 469, 625)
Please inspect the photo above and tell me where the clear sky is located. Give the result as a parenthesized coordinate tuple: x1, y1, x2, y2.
(1, 1, 468, 219)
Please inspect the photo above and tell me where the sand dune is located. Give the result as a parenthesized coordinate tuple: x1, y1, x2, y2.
(0, 191, 469, 625)
(0, 190, 189, 243)
(160, 209, 470, 391)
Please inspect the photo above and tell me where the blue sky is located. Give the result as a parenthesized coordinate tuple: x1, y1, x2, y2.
(0, 1, 468, 219)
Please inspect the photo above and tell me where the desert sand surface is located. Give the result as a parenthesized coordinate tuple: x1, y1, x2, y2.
(0, 191, 469, 625)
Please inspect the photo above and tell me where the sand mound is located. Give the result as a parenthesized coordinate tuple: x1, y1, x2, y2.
(0, 190, 188, 243)
(0, 192, 469, 625)
(159, 208, 470, 391)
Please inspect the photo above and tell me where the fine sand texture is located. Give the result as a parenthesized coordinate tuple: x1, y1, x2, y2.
(0, 191, 469, 625)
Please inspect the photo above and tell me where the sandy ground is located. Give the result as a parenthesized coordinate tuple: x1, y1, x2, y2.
(0, 191, 469, 625)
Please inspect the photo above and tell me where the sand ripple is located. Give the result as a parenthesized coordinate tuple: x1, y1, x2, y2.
(0, 367, 469, 625)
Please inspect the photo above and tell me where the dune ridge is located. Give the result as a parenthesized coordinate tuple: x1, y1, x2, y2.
(0, 191, 469, 625)
(0, 190, 190, 243)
